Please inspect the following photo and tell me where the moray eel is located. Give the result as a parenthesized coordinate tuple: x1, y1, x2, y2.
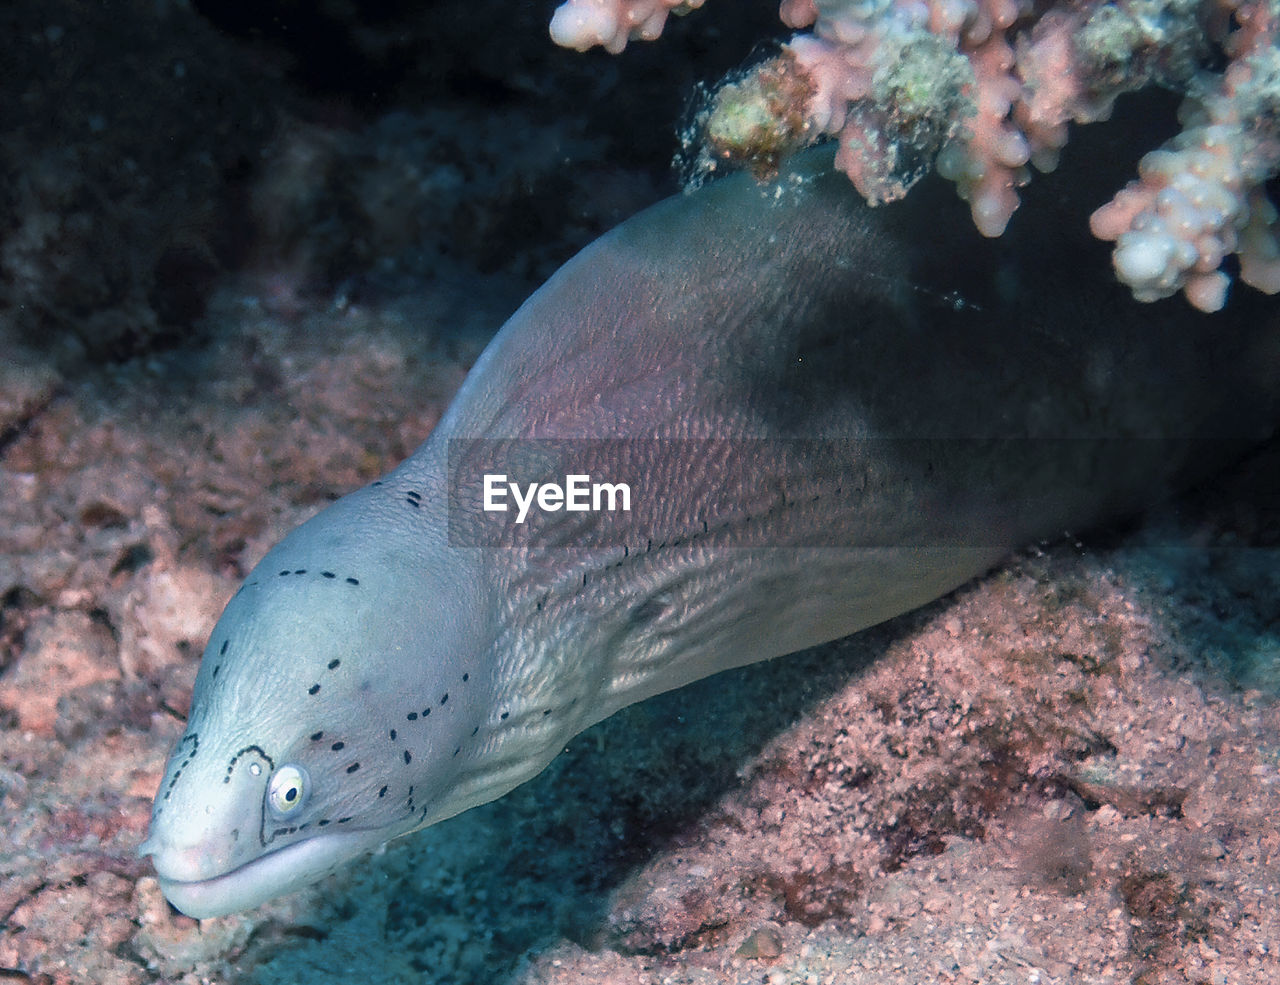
(140, 148, 1278, 918)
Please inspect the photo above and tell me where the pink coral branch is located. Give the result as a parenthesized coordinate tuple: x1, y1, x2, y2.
(550, 0, 1280, 311)
(1091, 2, 1280, 310)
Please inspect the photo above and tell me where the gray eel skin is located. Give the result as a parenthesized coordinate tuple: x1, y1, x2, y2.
(140, 147, 1278, 918)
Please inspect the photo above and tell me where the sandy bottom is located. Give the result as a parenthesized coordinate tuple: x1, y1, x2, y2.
(0, 277, 1276, 985)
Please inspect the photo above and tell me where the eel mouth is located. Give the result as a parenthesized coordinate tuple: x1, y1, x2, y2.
(143, 827, 383, 919)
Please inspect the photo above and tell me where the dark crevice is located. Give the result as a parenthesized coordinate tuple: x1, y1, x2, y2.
(0, 389, 62, 460)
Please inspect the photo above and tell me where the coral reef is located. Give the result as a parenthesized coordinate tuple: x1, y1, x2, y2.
(551, 0, 1280, 312)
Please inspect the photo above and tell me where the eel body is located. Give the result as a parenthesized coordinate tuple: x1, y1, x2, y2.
(140, 149, 1278, 918)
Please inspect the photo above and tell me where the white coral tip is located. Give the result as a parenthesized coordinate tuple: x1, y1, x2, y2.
(1113, 230, 1177, 290)
(550, 1, 622, 52)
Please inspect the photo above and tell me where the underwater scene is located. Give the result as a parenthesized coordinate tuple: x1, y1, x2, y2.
(1, 1, 1278, 983)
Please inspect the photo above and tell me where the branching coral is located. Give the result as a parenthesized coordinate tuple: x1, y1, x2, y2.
(549, 0, 1280, 312)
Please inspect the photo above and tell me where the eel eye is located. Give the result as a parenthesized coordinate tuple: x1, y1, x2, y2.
(266, 764, 311, 819)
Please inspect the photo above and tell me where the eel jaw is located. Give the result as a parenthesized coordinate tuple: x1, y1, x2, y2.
(139, 827, 386, 919)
